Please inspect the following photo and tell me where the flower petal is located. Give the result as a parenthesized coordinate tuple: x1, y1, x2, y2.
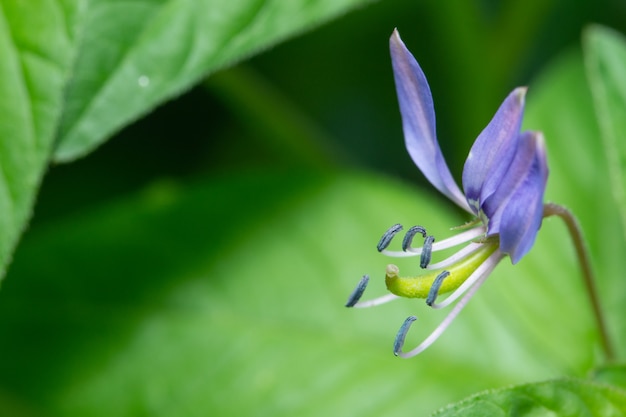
(462, 88, 527, 215)
(390, 29, 469, 211)
(483, 131, 548, 264)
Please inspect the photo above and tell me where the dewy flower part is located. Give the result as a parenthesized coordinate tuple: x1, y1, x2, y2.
(345, 29, 549, 358)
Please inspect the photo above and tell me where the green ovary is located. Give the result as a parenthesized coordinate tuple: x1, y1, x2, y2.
(385, 243, 498, 299)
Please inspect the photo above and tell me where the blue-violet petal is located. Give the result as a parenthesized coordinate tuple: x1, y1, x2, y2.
(462, 88, 527, 215)
(390, 29, 469, 212)
(489, 131, 549, 263)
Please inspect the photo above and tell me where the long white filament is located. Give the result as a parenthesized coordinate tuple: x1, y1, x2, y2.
(352, 293, 400, 308)
(425, 241, 483, 270)
(394, 250, 503, 358)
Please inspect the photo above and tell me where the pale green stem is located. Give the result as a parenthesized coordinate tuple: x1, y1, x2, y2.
(543, 202, 615, 363)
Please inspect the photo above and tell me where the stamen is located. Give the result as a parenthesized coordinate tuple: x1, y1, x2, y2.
(429, 251, 503, 309)
(426, 270, 449, 306)
(394, 265, 493, 358)
(420, 235, 435, 268)
(411, 226, 485, 252)
(377, 224, 403, 252)
(393, 316, 417, 356)
(346, 272, 400, 308)
(426, 242, 482, 270)
(351, 293, 400, 308)
(345, 275, 369, 307)
(382, 225, 485, 258)
(401, 225, 427, 251)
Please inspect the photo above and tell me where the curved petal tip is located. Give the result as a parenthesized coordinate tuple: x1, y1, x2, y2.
(462, 87, 528, 213)
(389, 29, 469, 211)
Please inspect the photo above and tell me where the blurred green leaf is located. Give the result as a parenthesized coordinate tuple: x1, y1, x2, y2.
(432, 378, 626, 416)
(0, 0, 375, 284)
(591, 364, 626, 391)
(583, 25, 626, 241)
(0, 164, 616, 416)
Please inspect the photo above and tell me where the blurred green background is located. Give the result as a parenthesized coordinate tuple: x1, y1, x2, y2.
(1, 0, 626, 416)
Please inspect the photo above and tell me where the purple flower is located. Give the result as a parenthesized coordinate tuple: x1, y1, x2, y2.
(346, 29, 549, 358)
(390, 29, 548, 264)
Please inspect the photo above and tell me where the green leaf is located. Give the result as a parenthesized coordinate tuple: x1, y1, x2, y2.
(0, 0, 81, 278)
(432, 378, 626, 416)
(583, 25, 626, 242)
(53, 0, 375, 163)
(0, 0, 375, 284)
(591, 364, 626, 391)
(0, 167, 615, 416)
(1, 172, 501, 416)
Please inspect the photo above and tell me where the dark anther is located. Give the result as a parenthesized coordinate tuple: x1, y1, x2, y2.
(420, 235, 436, 268)
(377, 224, 403, 252)
(426, 270, 450, 306)
(345, 275, 370, 307)
(393, 316, 417, 356)
(401, 225, 427, 251)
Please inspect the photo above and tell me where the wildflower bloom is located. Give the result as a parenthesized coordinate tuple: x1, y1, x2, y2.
(346, 29, 549, 358)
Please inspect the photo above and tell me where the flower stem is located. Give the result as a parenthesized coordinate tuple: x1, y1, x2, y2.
(543, 202, 616, 363)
